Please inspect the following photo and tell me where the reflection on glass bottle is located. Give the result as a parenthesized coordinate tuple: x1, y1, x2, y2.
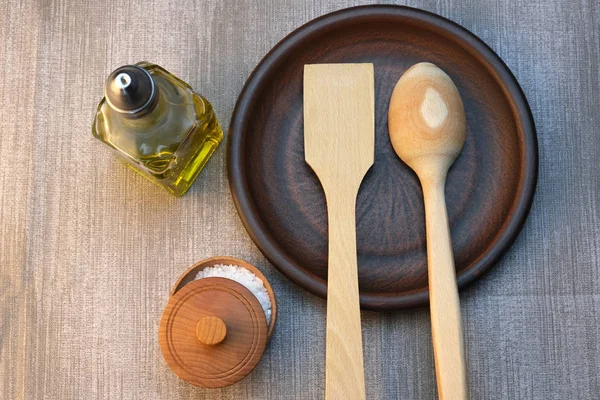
(92, 62, 223, 196)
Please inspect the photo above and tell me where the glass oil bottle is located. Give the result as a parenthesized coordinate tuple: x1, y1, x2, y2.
(92, 62, 223, 196)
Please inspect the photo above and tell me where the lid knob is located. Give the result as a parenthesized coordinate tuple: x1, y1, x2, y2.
(196, 316, 227, 345)
(104, 65, 158, 118)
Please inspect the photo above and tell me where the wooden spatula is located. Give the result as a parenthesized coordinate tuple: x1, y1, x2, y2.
(304, 63, 374, 400)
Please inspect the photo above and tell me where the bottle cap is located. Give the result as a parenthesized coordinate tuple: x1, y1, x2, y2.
(104, 65, 158, 118)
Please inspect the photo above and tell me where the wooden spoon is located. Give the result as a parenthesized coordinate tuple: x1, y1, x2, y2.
(388, 62, 468, 400)
(304, 63, 374, 400)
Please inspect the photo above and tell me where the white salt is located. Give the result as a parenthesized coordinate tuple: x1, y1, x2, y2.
(194, 264, 272, 324)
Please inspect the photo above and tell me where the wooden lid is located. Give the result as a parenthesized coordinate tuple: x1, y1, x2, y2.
(159, 277, 268, 388)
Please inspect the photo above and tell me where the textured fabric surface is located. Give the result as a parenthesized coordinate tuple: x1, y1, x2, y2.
(1, 0, 599, 399)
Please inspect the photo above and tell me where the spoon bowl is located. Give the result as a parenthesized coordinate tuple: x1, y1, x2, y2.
(389, 62, 466, 181)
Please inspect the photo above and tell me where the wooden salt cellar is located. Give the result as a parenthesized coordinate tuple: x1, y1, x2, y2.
(159, 256, 277, 388)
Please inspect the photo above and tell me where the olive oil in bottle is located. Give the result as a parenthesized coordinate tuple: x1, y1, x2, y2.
(92, 62, 223, 196)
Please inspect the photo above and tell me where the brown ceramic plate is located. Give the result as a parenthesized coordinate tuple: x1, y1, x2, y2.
(227, 5, 537, 310)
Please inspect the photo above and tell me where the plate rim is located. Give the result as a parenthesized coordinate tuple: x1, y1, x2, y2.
(227, 4, 538, 310)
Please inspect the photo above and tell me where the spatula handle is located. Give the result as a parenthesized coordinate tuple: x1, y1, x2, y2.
(423, 179, 468, 400)
(325, 190, 366, 400)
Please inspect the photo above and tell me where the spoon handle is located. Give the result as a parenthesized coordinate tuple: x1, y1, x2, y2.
(325, 189, 366, 400)
(423, 180, 468, 400)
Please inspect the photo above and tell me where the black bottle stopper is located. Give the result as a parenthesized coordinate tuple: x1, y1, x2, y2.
(105, 65, 158, 118)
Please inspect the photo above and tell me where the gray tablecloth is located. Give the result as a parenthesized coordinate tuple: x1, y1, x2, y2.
(1, 0, 598, 399)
